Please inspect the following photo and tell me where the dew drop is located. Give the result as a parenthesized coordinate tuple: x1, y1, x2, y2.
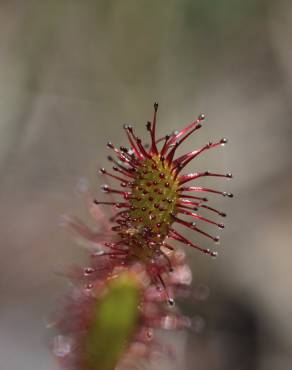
(220, 138, 228, 146)
(198, 113, 205, 121)
(146, 328, 154, 340)
(120, 146, 128, 153)
(214, 236, 220, 244)
(168, 297, 175, 307)
(223, 192, 234, 198)
(84, 267, 95, 276)
(85, 282, 93, 291)
(146, 121, 151, 130)
(107, 142, 114, 149)
(101, 184, 110, 192)
(53, 335, 71, 357)
(162, 315, 176, 330)
(211, 251, 218, 258)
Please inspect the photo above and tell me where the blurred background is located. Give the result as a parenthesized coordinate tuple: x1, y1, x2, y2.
(0, 1, 292, 369)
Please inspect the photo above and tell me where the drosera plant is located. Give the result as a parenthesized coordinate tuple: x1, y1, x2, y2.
(51, 103, 232, 370)
(52, 241, 193, 370)
(97, 103, 232, 284)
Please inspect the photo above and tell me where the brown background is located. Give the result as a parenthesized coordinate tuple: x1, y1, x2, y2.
(0, 1, 292, 369)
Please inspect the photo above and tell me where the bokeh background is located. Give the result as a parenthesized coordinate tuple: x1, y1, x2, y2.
(1, 1, 292, 369)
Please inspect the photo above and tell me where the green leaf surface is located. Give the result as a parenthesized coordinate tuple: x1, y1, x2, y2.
(85, 273, 140, 370)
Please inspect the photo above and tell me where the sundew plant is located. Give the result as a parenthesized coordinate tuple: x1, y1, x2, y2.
(51, 103, 232, 370)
